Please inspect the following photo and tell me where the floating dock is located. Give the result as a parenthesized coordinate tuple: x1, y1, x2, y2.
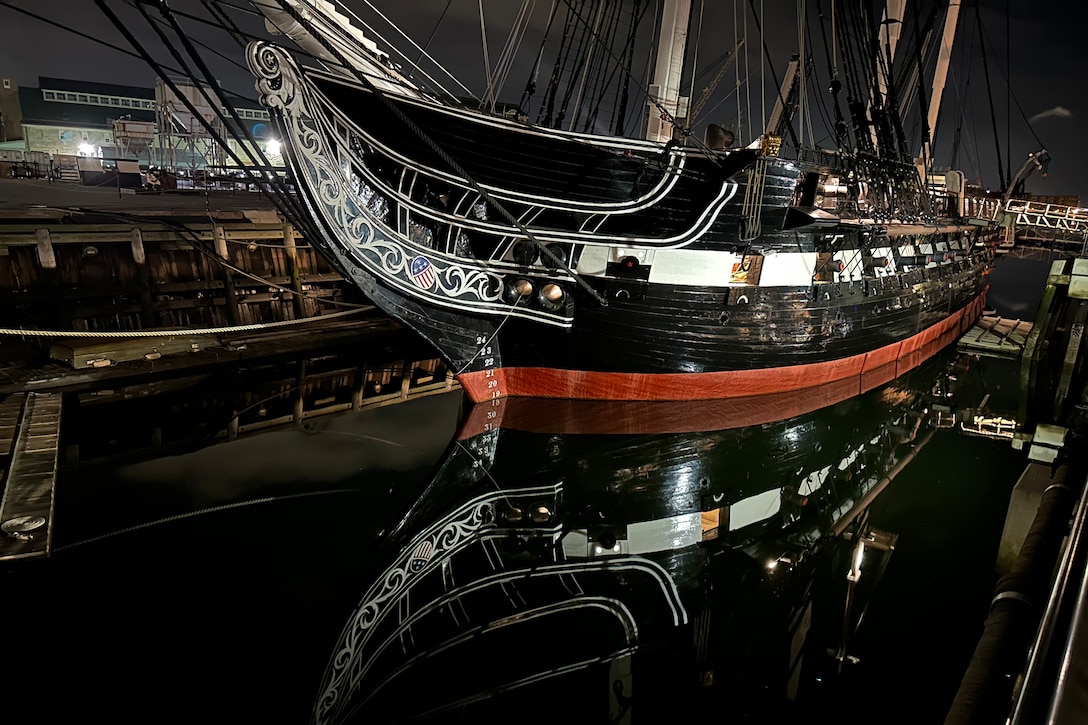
(957, 315, 1033, 358)
(0, 393, 61, 561)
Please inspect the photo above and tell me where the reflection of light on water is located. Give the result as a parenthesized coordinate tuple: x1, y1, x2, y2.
(879, 387, 912, 406)
(728, 489, 781, 531)
(55, 488, 355, 552)
(113, 391, 464, 505)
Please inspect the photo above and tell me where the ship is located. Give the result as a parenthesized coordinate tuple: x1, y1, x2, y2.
(306, 349, 964, 723)
(101, 0, 994, 403)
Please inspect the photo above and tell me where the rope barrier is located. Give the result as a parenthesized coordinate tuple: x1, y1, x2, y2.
(0, 306, 373, 338)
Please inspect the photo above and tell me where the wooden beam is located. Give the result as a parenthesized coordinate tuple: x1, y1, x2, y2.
(283, 222, 307, 319)
(130, 227, 157, 327)
(34, 228, 56, 269)
(129, 226, 147, 265)
(214, 225, 241, 326)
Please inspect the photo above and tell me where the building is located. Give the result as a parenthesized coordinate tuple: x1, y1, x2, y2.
(0, 75, 23, 143)
(1, 74, 280, 170)
(17, 76, 156, 157)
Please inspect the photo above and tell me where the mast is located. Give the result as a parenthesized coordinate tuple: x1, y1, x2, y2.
(918, 1, 961, 172)
(872, 0, 906, 152)
(876, 0, 906, 100)
(645, 0, 691, 143)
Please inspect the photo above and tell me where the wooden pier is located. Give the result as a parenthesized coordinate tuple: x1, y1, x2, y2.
(0, 181, 468, 557)
(0, 392, 61, 561)
(0, 182, 364, 376)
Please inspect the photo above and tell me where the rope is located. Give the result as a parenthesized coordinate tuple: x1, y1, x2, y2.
(479, 0, 496, 109)
(455, 295, 528, 375)
(0, 307, 369, 338)
(491, 0, 535, 106)
(350, 0, 477, 101)
(740, 155, 769, 241)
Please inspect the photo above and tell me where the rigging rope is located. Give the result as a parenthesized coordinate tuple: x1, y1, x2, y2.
(519, 0, 560, 112)
(415, 0, 454, 68)
(346, 0, 476, 101)
(758, 0, 764, 137)
(106, 0, 313, 231)
(739, 154, 770, 242)
(551, 0, 728, 165)
(566, 0, 606, 131)
(478, 0, 496, 110)
(264, 0, 609, 307)
(490, 0, 535, 108)
(743, 1, 751, 140)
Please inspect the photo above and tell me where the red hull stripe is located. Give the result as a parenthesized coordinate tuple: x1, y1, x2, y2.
(459, 291, 986, 403)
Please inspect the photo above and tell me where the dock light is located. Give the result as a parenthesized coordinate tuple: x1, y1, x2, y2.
(77, 142, 97, 156)
(266, 139, 281, 156)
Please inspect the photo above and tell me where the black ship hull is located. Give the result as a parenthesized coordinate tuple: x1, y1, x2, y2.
(246, 39, 992, 403)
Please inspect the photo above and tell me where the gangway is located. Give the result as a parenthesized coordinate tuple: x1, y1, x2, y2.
(1004, 199, 1088, 253)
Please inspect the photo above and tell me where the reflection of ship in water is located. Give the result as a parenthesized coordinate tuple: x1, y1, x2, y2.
(313, 353, 973, 724)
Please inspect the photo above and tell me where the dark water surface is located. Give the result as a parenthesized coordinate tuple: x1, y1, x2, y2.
(0, 349, 1027, 723)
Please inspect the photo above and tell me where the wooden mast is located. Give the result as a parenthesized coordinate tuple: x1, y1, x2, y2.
(645, 0, 692, 143)
(918, 1, 962, 173)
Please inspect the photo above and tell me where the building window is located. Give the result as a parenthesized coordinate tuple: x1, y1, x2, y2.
(111, 98, 121, 106)
(2, 79, 10, 89)
(66, 92, 77, 101)
(77, 94, 88, 103)
(43, 90, 56, 100)
(88, 95, 99, 104)
(121, 98, 131, 107)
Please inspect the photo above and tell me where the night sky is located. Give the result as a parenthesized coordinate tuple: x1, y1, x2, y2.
(1, 0, 1085, 203)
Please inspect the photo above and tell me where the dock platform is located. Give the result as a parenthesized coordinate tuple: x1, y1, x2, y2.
(0, 392, 61, 561)
(958, 315, 1033, 358)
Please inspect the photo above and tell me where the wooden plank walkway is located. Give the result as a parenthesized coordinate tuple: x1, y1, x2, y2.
(958, 315, 1034, 359)
(0, 392, 61, 561)
(0, 394, 24, 457)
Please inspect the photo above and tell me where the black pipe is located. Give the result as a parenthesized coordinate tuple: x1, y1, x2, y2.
(944, 463, 1082, 725)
